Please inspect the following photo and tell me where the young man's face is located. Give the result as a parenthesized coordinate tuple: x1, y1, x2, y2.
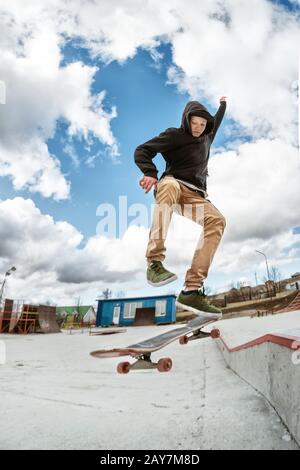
(190, 116, 207, 137)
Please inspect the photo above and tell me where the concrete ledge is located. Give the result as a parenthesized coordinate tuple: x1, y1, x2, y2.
(211, 312, 300, 446)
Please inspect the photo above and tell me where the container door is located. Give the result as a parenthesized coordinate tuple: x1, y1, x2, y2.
(112, 306, 120, 325)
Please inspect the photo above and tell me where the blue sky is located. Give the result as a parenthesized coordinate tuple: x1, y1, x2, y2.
(0, 0, 299, 304)
(1, 41, 231, 240)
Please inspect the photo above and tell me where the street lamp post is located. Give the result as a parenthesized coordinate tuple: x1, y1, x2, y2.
(0, 266, 16, 309)
(255, 250, 270, 281)
(255, 250, 274, 313)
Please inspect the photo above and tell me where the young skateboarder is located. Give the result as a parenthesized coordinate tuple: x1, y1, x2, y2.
(134, 97, 227, 317)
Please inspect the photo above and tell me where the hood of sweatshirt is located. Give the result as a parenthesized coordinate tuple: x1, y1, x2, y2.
(181, 101, 214, 137)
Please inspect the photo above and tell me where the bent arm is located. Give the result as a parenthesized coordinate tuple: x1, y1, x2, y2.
(134, 129, 175, 178)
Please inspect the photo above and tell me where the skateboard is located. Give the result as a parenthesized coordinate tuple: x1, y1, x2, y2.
(90, 315, 220, 374)
(89, 327, 127, 336)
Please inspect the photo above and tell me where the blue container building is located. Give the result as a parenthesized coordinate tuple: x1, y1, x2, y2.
(96, 294, 176, 327)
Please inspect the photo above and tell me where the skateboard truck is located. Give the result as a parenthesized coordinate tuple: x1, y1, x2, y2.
(179, 327, 220, 344)
(117, 354, 173, 374)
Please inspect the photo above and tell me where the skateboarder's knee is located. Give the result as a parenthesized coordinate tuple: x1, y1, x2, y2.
(205, 212, 226, 232)
(156, 179, 181, 204)
(219, 214, 226, 230)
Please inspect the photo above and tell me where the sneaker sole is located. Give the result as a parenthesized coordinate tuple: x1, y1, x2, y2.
(147, 274, 178, 287)
(176, 301, 222, 320)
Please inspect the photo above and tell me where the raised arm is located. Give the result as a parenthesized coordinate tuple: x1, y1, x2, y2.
(209, 97, 227, 143)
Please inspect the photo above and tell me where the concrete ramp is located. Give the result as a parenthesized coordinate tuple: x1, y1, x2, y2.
(207, 311, 300, 446)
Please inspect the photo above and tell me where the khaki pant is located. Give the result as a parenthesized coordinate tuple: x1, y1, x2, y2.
(146, 176, 226, 289)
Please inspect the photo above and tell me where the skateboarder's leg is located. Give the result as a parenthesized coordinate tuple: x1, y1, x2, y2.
(146, 176, 181, 286)
(183, 194, 226, 289)
(146, 176, 181, 263)
(175, 184, 225, 317)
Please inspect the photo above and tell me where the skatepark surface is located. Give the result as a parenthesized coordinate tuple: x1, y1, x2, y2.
(0, 313, 299, 450)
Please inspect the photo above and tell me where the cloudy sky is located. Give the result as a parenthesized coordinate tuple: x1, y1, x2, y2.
(0, 0, 299, 306)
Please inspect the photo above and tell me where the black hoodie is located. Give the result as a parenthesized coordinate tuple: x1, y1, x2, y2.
(134, 100, 226, 193)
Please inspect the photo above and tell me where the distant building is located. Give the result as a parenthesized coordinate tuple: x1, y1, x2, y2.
(291, 272, 300, 279)
(96, 294, 176, 327)
(285, 281, 299, 291)
(252, 284, 267, 294)
(228, 287, 240, 297)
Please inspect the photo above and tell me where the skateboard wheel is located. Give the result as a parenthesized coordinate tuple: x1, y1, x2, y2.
(117, 361, 131, 374)
(179, 335, 189, 345)
(211, 328, 220, 339)
(157, 357, 173, 373)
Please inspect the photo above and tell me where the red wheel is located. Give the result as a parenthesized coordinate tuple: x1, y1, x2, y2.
(211, 328, 220, 339)
(117, 361, 131, 374)
(179, 335, 189, 345)
(157, 357, 173, 372)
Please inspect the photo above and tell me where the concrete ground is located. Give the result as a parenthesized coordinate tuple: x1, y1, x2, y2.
(0, 324, 298, 450)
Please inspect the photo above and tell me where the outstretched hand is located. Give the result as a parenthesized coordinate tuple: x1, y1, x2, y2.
(139, 175, 158, 194)
(219, 96, 227, 102)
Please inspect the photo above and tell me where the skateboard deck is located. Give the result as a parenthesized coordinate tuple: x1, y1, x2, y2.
(90, 315, 220, 374)
(89, 327, 127, 336)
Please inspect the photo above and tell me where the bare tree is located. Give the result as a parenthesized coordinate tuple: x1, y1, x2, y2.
(115, 290, 126, 298)
(263, 265, 282, 293)
(75, 296, 81, 311)
(44, 299, 55, 306)
(270, 265, 282, 292)
(68, 297, 82, 325)
(203, 285, 212, 296)
(100, 288, 112, 299)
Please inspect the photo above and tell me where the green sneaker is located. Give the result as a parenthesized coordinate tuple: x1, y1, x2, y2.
(147, 261, 177, 287)
(176, 289, 222, 319)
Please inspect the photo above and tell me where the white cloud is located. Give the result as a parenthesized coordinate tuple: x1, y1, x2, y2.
(0, 138, 70, 200)
(0, 197, 148, 303)
(0, 7, 119, 199)
(212, 229, 300, 287)
(1, 196, 299, 303)
(52, 0, 182, 63)
(208, 138, 300, 241)
(0, 0, 298, 199)
(0, 0, 299, 297)
(0, 198, 82, 271)
(62, 143, 80, 169)
(167, 0, 299, 145)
